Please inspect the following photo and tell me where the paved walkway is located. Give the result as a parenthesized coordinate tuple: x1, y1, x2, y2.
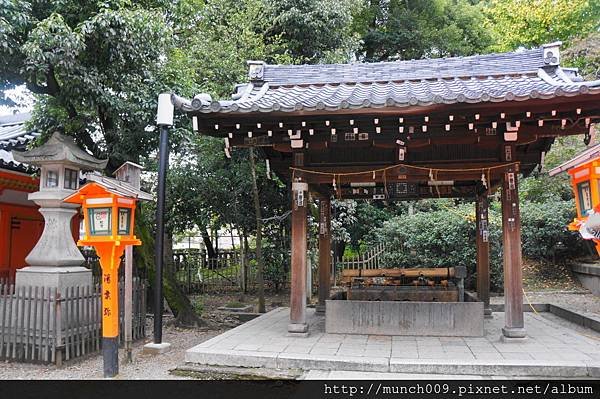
(185, 307, 600, 377)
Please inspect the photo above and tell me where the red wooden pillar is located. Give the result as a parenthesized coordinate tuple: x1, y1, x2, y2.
(288, 181, 309, 334)
(476, 194, 492, 317)
(501, 153, 526, 339)
(316, 197, 331, 314)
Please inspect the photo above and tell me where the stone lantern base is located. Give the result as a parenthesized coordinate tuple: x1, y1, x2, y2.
(15, 266, 92, 295)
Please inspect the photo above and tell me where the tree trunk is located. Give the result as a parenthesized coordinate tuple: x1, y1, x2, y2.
(201, 228, 216, 259)
(249, 148, 266, 313)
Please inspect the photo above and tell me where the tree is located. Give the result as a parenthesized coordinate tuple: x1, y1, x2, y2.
(264, 0, 361, 64)
(563, 32, 600, 80)
(0, 0, 210, 326)
(353, 0, 493, 62)
(484, 0, 600, 52)
(0, 1, 177, 169)
(248, 148, 265, 312)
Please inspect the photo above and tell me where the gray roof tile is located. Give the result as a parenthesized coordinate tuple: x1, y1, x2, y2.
(0, 113, 39, 173)
(0, 112, 40, 150)
(174, 44, 600, 115)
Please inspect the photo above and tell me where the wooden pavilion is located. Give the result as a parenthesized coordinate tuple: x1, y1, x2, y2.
(173, 42, 600, 339)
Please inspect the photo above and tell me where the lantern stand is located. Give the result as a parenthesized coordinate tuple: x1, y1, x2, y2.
(64, 176, 150, 378)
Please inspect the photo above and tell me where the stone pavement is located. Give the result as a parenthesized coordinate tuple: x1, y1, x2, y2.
(185, 307, 600, 377)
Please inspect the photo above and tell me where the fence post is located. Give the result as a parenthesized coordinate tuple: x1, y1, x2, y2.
(55, 291, 63, 367)
(187, 257, 192, 294)
(124, 246, 133, 363)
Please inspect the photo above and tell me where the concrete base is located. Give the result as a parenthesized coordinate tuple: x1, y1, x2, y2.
(15, 266, 92, 294)
(500, 335, 528, 343)
(143, 342, 172, 355)
(217, 305, 253, 313)
(103, 337, 119, 378)
(184, 308, 600, 378)
(571, 262, 600, 295)
(502, 326, 527, 339)
(326, 300, 484, 337)
(287, 323, 309, 334)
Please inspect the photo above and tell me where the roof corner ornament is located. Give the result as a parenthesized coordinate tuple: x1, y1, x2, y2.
(192, 93, 212, 110)
(542, 41, 562, 66)
(247, 60, 265, 81)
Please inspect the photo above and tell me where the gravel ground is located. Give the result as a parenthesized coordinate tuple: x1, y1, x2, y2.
(0, 317, 226, 380)
(0, 291, 289, 380)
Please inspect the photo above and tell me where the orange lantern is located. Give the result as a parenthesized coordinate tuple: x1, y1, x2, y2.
(566, 157, 600, 254)
(64, 176, 149, 377)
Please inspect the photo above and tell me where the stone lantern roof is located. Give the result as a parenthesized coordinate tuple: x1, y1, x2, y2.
(12, 131, 108, 170)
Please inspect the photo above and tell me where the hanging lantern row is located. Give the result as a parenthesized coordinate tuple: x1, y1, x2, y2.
(208, 107, 592, 137)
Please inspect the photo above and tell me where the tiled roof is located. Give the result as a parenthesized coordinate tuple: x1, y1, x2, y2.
(12, 132, 108, 170)
(0, 112, 40, 150)
(173, 43, 600, 115)
(84, 173, 153, 201)
(0, 113, 39, 173)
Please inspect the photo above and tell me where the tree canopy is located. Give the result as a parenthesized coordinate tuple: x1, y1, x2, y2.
(1, 0, 599, 298)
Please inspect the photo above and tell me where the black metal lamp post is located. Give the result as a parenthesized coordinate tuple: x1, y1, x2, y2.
(153, 93, 173, 345)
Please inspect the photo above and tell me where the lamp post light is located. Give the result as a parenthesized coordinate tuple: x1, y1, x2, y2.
(143, 93, 173, 354)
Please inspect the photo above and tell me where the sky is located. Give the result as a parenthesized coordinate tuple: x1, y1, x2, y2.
(0, 85, 34, 116)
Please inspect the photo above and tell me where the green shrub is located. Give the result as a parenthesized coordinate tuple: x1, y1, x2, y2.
(263, 244, 289, 292)
(370, 204, 503, 290)
(520, 199, 584, 261)
(367, 199, 582, 292)
(191, 296, 204, 316)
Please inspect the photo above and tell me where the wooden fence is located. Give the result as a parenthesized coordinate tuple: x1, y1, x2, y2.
(0, 279, 146, 365)
(173, 249, 262, 293)
(336, 243, 387, 270)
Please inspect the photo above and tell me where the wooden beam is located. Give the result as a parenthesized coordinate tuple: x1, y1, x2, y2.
(476, 194, 492, 317)
(227, 124, 588, 150)
(285, 163, 512, 185)
(288, 177, 309, 334)
(195, 95, 600, 131)
(316, 197, 331, 314)
(500, 144, 526, 339)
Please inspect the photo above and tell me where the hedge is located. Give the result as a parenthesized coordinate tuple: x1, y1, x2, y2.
(368, 199, 582, 291)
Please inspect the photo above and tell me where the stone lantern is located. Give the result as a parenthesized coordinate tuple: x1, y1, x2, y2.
(12, 132, 108, 292)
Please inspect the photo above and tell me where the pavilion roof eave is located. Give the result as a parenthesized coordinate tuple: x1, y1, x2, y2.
(548, 143, 600, 176)
(179, 91, 600, 119)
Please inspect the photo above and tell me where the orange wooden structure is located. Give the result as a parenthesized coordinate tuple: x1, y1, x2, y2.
(64, 178, 144, 377)
(0, 169, 42, 281)
(64, 182, 140, 338)
(549, 145, 600, 254)
(0, 113, 43, 282)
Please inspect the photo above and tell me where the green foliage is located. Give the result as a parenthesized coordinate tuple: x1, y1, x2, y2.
(191, 296, 204, 316)
(262, 244, 289, 292)
(265, 0, 361, 63)
(519, 173, 573, 203)
(1, 0, 175, 169)
(484, 0, 600, 51)
(353, 0, 493, 61)
(563, 31, 600, 80)
(347, 201, 392, 250)
(331, 200, 358, 243)
(520, 200, 585, 261)
(370, 204, 502, 289)
(368, 198, 585, 291)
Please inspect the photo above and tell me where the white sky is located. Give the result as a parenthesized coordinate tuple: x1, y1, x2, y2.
(0, 85, 34, 116)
